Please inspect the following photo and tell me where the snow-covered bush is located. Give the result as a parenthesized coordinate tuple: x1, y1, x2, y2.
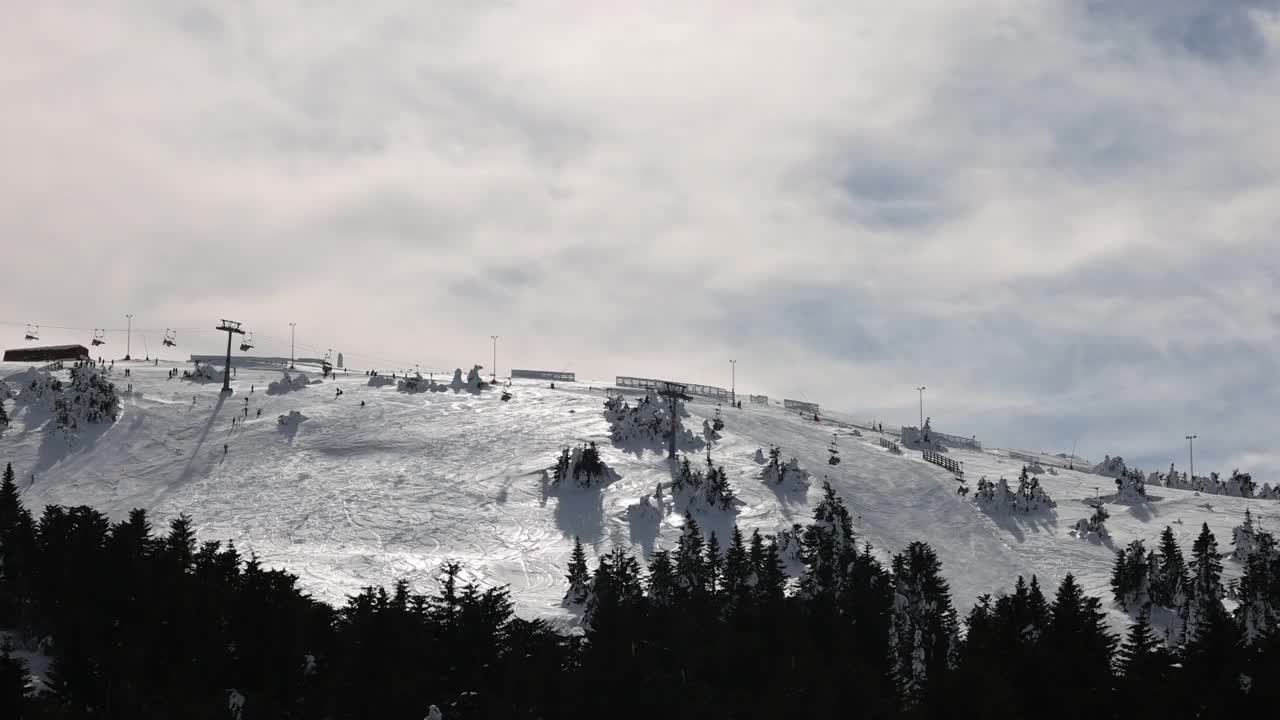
(1072, 503, 1110, 541)
(1231, 509, 1268, 563)
(441, 365, 489, 394)
(670, 451, 739, 513)
(626, 487, 666, 524)
(1223, 469, 1256, 498)
(15, 365, 121, 433)
(396, 374, 445, 394)
(776, 523, 805, 567)
(603, 391, 704, 454)
(1025, 462, 1046, 475)
(1150, 463, 1261, 499)
(973, 468, 1055, 514)
(702, 419, 721, 443)
(550, 442, 619, 489)
(760, 446, 810, 489)
(367, 374, 396, 388)
(1114, 470, 1148, 503)
(277, 410, 307, 426)
(1091, 455, 1129, 478)
(266, 371, 310, 395)
(185, 362, 222, 384)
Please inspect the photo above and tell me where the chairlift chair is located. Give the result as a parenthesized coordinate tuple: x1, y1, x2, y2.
(239, 332, 254, 352)
(163, 329, 177, 347)
(24, 324, 38, 341)
(828, 434, 841, 466)
(91, 329, 106, 346)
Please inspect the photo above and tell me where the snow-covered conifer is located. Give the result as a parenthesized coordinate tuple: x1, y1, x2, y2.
(1110, 540, 1151, 611)
(890, 542, 958, 705)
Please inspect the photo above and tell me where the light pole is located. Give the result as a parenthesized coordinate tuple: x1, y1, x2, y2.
(729, 359, 736, 406)
(1186, 434, 1197, 482)
(124, 314, 133, 360)
(916, 386, 926, 428)
(289, 323, 296, 369)
(490, 335, 499, 382)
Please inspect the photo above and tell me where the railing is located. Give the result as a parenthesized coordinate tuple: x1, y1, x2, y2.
(39, 361, 64, 372)
(615, 376, 731, 402)
(1005, 450, 1084, 471)
(512, 369, 576, 382)
(878, 437, 901, 453)
(783, 399, 819, 415)
(923, 450, 964, 477)
(929, 431, 982, 451)
(749, 394, 769, 405)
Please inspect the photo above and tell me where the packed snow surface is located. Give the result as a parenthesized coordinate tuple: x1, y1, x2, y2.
(2, 359, 1277, 626)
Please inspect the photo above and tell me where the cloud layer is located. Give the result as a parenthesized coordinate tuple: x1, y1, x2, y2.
(3, 1, 1278, 478)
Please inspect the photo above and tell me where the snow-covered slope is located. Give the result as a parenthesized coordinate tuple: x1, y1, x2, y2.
(2, 359, 1276, 626)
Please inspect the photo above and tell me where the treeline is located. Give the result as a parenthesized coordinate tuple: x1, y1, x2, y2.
(2, 463, 1280, 718)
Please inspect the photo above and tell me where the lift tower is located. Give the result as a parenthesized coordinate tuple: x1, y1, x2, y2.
(215, 319, 246, 394)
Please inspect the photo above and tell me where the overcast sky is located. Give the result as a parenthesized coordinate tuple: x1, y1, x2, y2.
(3, 1, 1278, 479)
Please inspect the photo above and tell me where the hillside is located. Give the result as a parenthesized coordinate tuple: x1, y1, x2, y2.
(2, 358, 1276, 626)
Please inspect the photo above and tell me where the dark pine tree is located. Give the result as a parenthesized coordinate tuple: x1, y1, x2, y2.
(0, 643, 29, 719)
(1185, 522, 1225, 643)
(1116, 607, 1173, 717)
(564, 536, 590, 605)
(1046, 573, 1116, 711)
(1151, 525, 1189, 608)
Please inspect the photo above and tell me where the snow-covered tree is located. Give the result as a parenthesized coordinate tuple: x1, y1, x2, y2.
(701, 419, 721, 444)
(1072, 503, 1109, 541)
(1110, 540, 1151, 611)
(1182, 523, 1225, 644)
(759, 446, 809, 488)
(799, 483, 856, 599)
(603, 391, 703, 454)
(1232, 508, 1261, 563)
(974, 472, 1053, 514)
(1091, 454, 1128, 478)
(1233, 528, 1280, 642)
(1114, 469, 1148, 503)
(1223, 469, 1255, 498)
(669, 451, 738, 514)
(550, 442, 617, 489)
(890, 542, 958, 706)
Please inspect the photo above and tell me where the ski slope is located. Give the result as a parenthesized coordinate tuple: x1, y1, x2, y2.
(2, 358, 1276, 626)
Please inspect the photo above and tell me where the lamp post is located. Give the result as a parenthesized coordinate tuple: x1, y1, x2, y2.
(729, 359, 736, 406)
(1186, 434, 1197, 482)
(490, 335, 499, 382)
(124, 314, 133, 360)
(916, 386, 926, 428)
(289, 323, 296, 369)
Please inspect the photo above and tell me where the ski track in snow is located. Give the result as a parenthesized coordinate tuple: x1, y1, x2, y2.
(3, 360, 1278, 629)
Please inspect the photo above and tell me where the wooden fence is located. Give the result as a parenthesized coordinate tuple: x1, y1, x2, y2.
(878, 437, 901, 453)
(923, 450, 964, 477)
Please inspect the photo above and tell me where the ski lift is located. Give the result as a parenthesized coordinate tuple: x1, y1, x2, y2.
(828, 433, 841, 466)
(91, 329, 106, 346)
(163, 329, 177, 347)
(24, 324, 38, 341)
(239, 332, 254, 352)
(501, 390, 513, 402)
